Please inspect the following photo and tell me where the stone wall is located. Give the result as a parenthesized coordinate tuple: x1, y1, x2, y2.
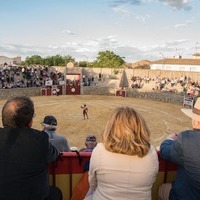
(0, 87, 185, 105)
(127, 89, 184, 105)
(0, 66, 197, 105)
(82, 86, 116, 96)
(0, 88, 41, 100)
(82, 86, 184, 105)
(0, 56, 21, 65)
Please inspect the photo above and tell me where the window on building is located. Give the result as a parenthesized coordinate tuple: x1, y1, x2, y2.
(166, 66, 171, 70)
(190, 67, 196, 71)
(156, 66, 161, 70)
(180, 67, 185, 71)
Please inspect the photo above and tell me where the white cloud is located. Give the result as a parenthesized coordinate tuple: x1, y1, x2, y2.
(0, 37, 196, 62)
(135, 14, 150, 22)
(62, 29, 75, 35)
(110, 0, 193, 10)
(112, 5, 150, 22)
(174, 20, 192, 28)
(159, 0, 192, 10)
(112, 6, 131, 16)
(110, 0, 142, 7)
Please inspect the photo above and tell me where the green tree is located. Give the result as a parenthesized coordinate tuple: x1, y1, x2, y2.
(79, 61, 88, 68)
(44, 56, 55, 66)
(93, 50, 125, 68)
(64, 55, 75, 65)
(22, 54, 76, 66)
(24, 55, 43, 65)
(51, 55, 65, 66)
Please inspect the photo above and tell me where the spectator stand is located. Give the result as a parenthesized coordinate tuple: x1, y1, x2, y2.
(66, 74, 81, 95)
(41, 79, 53, 96)
(183, 95, 194, 108)
(58, 80, 65, 95)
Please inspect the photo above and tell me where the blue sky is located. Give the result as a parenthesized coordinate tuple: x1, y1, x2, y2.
(0, 0, 199, 62)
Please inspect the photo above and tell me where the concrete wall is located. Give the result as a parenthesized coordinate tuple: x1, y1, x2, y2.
(55, 66, 200, 83)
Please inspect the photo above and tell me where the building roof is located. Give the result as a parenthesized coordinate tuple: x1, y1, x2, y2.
(132, 60, 151, 68)
(193, 53, 200, 57)
(151, 58, 200, 66)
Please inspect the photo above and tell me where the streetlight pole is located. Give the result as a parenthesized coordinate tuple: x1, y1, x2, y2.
(83, 55, 88, 67)
(159, 52, 165, 70)
(196, 42, 199, 53)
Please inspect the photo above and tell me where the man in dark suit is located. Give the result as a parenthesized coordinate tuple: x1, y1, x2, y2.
(0, 96, 62, 200)
(159, 97, 200, 200)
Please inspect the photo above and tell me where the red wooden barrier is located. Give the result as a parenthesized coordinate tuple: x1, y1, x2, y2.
(48, 151, 177, 200)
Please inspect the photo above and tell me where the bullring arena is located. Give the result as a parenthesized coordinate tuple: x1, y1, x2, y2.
(0, 94, 191, 149)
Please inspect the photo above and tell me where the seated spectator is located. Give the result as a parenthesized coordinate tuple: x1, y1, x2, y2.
(159, 97, 200, 200)
(0, 96, 62, 200)
(71, 135, 97, 200)
(80, 135, 97, 152)
(41, 115, 71, 152)
(85, 106, 159, 200)
(80, 134, 97, 172)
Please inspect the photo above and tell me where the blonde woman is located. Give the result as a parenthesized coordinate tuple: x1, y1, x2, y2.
(85, 106, 158, 200)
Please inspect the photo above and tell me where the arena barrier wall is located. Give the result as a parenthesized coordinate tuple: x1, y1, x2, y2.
(48, 151, 177, 200)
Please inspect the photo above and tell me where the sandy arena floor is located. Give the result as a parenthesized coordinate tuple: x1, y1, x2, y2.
(0, 95, 191, 150)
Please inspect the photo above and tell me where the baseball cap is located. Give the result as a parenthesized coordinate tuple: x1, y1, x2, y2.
(86, 135, 96, 142)
(42, 115, 57, 126)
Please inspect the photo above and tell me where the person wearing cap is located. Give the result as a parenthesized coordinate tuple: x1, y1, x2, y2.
(159, 97, 200, 200)
(80, 135, 97, 152)
(41, 115, 71, 152)
(71, 135, 97, 200)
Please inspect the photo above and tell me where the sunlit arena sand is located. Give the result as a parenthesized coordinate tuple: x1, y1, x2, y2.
(0, 95, 191, 149)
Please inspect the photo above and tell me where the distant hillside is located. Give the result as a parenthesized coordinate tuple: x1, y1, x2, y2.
(131, 60, 151, 69)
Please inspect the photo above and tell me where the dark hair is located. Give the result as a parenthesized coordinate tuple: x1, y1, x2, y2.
(42, 115, 57, 126)
(2, 96, 34, 128)
(86, 135, 96, 142)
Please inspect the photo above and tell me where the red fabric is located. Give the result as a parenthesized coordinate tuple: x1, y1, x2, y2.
(71, 172, 89, 200)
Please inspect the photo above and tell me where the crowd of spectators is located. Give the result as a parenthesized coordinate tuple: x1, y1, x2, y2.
(0, 63, 64, 89)
(1, 62, 200, 98)
(131, 75, 200, 96)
